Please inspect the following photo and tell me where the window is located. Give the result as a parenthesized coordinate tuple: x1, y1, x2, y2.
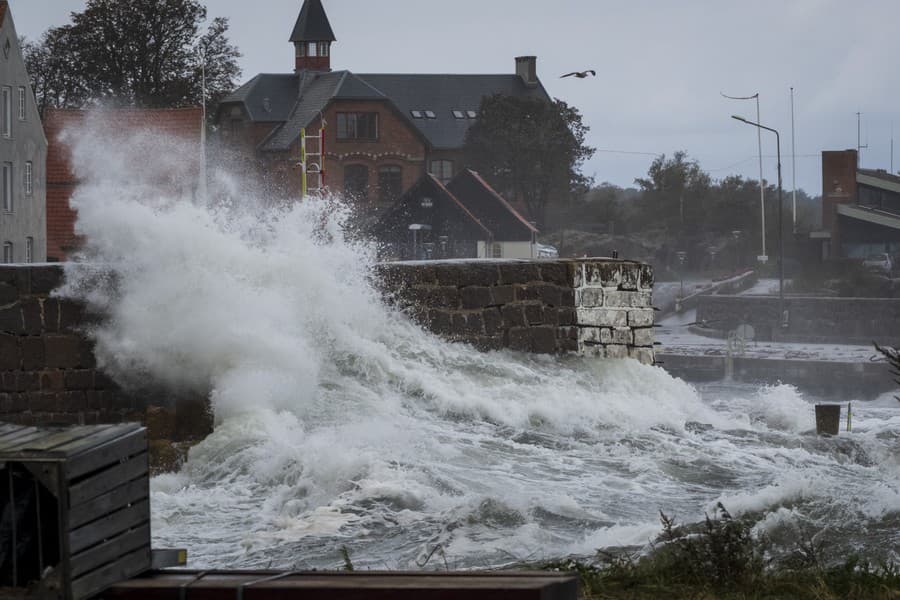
(424, 110, 436, 119)
(466, 110, 478, 118)
(307, 42, 318, 57)
(1, 87, 10, 137)
(336, 112, 378, 141)
(410, 110, 423, 119)
(3, 243, 12, 264)
(17, 87, 25, 121)
(378, 166, 402, 203)
(491, 243, 503, 258)
(2, 162, 11, 212)
(344, 164, 369, 201)
(317, 42, 330, 57)
(452, 110, 465, 119)
(25, 238, 32, 264)
(24, 161, 32, 196)
(429, 160, 453, 184)
(296, 43, 306, 57)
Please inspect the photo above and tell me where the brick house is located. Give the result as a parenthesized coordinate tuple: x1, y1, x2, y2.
(215, 0, 551, 211)
(43, 107, 202, 261)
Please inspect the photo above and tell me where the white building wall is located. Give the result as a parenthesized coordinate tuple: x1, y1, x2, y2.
(476, 240, 536, 259)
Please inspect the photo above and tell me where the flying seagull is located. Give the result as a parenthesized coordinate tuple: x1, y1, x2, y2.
(560, 70, 596, 79)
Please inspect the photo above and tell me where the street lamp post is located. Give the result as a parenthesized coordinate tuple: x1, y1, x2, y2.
(731, 115, 787, 329)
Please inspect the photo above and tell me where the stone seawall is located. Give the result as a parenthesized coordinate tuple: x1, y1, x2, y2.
(0, 264, 210, 470)
(696, 294, 900, 343)
(376, 258, 655, 363)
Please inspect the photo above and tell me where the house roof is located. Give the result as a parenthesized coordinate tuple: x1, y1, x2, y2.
(289, 0, 336, 42)
(447, 169, 539, 241)
(858, 168, 900, 192)
(43, 107, 203, 184)
(222, 70, 551, 152)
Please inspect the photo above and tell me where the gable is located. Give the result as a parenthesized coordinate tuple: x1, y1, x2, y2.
(447, 170, 538, 242)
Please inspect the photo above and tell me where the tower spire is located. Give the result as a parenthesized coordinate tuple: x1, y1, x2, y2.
(290, 0, 336, 72)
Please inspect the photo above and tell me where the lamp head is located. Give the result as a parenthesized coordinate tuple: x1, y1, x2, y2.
(731, 115, 749, 123)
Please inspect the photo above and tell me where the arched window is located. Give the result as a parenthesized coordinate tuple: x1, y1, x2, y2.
(344, 164, 369, 201)
(378, 166, 402, 204)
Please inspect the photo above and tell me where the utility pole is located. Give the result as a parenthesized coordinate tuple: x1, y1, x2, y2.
(857, 111, 868, 166)
(790, 87, 797, 234)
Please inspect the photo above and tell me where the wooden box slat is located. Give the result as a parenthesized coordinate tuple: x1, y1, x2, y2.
(70, 524, 150, 578)
(69, 478, 147, 529)
(71, 547, 151, 600)
(67, 430, 146, 480)
(69, 499, 150, 554)
(69, 452, 148, 506)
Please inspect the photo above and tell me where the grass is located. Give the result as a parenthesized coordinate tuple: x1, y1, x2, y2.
(538, 504, 899, 599)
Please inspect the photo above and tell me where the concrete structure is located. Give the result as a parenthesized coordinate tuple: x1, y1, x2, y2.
(377, 258, 655, 363)
(43, 107, 203, 261)
(817, 148, 900, 259)
(216, 0, 550, 202)
(0, 1, 47, 263)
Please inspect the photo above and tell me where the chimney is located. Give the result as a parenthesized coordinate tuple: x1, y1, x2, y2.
(515, 56, 538, 87)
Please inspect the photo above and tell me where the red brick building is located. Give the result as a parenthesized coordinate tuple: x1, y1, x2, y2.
(215, 0, 550, 209)
(43, 107, 202, 261)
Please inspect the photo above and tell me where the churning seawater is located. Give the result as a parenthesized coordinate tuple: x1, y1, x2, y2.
(57, 118, 899, 571)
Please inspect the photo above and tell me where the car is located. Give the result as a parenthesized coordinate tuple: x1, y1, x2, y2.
(862, 252, 893, 274)
(537, 244, 559, 258)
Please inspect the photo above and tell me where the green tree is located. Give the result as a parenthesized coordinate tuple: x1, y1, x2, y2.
(462, 94, 595, 228)
(23, 0, 240, 119)
(634, 151, 711, 233)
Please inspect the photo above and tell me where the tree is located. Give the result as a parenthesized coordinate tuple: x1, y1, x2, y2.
(634, 151, 711, 233)
(462, 94, 594, 228)
(23, 0, 240, 119)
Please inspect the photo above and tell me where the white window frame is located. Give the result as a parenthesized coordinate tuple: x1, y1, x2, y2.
(491, 243, 503, 258)
(24, 161, 32, 196)
(17, 87, 25, 121)
(25, 237, 33, 263)
(2, 162, 11, 213)
(3, 242, 12, 264)
(1, 87, 10, 138)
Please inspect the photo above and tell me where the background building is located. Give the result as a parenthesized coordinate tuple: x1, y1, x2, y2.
(0, 1, 47, 263)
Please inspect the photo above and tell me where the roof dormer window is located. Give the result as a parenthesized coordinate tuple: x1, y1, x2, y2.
(410, 110, 423, 119)
(466, 110, 478, 118)
(424, 111, 436, 119)
(452, 110, 465, 119)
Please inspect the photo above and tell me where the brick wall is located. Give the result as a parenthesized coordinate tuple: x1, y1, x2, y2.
(376, 258, 655, 363)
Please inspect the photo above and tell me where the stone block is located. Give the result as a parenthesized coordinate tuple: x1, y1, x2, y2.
(30, 266, 63, 294)
(498, 262, 541, 285)
(471, 335, 504, 352)
(576, 288, 604, 307)
(21, 299, 42, 335)
(462, 312, 485, 335)
(602, 291, 636, 308)
(629, 347, 655, 365)
(28, 392, 58, 412)
(461, 286, 493, 309)
(60, 390, 87, 411)
(59, 300, 87, 332)
(433, 264, 468, 287)
(606, 344, 629, 359)
(466, 263, 502, 287)
(508, 327, 533, 352)
(0, 266, 30, 294)
(539, 262, 570, 286)
(490, 285, 516, 305)
(15, 372, 39, 392)
(577, 342, 606, 358)
(523, 302, 543, 325)
(578, 327, 603, 344)
(559, 337, 578, 353)
(619, 264, 639, 290)
(78, 339, 97, 369)
(571, 263, 584, 288)
(482, 307, 504, 336)
(501, 304, 526, 327)
(536, 283, 564, 307)
(145, 405, 177, 440)
(41, 299, 60, 332)
(639, 264, 654, 290)
(633, 328, 655, 347)
(450, 312, 467, 334)
(0, 306, 22, 334)
(584, 262, 622, 288)
(628, 309, 655, 327)
(21, 338, 45, 370)
(39, 370, 65, 392)
(94, 370, 117, 390)
(0, 283, 18, 305)
(560, 288, 575, 306)
(514, 285, 540, 301)
(532, 326, 558, 354)
(611, 327, 633, 345)
(44, 335, 82, 369)
(558, 307, 577, 325)
(427, 309, 453, 335)
(0, 334, 19, 370)
(64, 369, 94, 390)
(542, 306, 560, 326)
(576, 307, 627, 327)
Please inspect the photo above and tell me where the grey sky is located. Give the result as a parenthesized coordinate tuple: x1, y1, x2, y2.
(10, 0, 900, 196)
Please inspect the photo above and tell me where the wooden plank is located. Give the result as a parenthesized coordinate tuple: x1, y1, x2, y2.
(0, 423, 25, 435)
(0, 426, 41, 447)
(53, 424, 141, 458)
(68, 452, 148, 506)
(10, 425, 111, 454)
(66, 429, 147, 480)
(71, 545, 150, 600)
(69, 499, 149, 554)
(0, 430, 51, 453)
(69, 478, 148, 529)
(70, 524, 149, 577)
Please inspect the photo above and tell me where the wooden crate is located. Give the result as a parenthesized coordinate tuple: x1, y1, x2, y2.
(0, 422, 150, 600)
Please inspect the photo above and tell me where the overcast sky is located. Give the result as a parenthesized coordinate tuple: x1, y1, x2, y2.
(9, 0, 900, 196)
